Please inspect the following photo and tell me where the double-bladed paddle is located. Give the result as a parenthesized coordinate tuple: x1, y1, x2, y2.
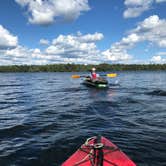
(71, 73, 117, 78)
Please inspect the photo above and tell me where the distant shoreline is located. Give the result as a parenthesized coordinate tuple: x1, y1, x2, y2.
(0, 64, 165, 72)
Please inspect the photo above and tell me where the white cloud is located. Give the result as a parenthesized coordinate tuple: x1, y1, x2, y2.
(134, 15, 161, 29)
(78, 32, 104, 42)
(151, 52, 166, 63)
(30, 20, 166, 64)
(102, 15, 166, 63)
(0, 17, 165, 65)
(2, 45, 58, 65)
(151, 55, 161, 61)
(5, 45, 27, 57)
(124, 0, 153, 18)
(39, 39, 49, 45)
(0, 25, 18, 49)
(101, 33, 140, 63)
(0, 46, 29, 65)
(102, 49, 132, 62)
(0, 32, 106, 65)
(123, 0, 166, 18)
(45, 32, 103, 64)
(131, 15, 166, 47)
(156, 0, 166, 3)
(151, 51, 166, 64)
(15, 0, 90, 25)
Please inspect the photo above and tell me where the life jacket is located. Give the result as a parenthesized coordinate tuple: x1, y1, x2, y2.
(91, 72, 97, 79)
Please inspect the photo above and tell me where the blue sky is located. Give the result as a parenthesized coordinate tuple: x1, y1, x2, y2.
(0, 0, 166, 65)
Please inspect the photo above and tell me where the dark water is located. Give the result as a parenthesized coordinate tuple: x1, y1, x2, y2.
(0, 71, 166, 166)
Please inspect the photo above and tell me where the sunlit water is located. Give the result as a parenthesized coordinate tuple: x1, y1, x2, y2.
(0, 71, 166, 166)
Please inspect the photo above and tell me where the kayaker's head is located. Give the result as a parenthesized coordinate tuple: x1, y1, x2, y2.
(92, 67, 96, 72)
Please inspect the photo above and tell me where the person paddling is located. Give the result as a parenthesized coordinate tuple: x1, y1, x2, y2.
(91, 67, 99, 80)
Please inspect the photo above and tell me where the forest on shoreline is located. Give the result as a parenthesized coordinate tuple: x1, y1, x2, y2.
(0, 64, 166, 72)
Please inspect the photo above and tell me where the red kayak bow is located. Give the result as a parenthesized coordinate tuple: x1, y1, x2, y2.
(62, 136, 136, 166)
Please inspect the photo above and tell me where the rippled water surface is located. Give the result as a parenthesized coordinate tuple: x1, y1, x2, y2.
(0, 71, 166, 166)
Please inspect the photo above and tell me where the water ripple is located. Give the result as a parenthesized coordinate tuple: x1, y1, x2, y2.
(0, 72, 165, 166)
(146, 89, 166, 96)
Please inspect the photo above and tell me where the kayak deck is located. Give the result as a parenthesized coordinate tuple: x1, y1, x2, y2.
(62, 136, 136, 166)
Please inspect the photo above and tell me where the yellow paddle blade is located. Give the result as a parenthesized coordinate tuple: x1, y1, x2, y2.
(71, 75, 81, 78)
(106, 73, 117, 77)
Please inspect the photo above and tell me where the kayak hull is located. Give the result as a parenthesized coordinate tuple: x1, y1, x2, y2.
(83, 78, 108, 88)
(62, 136, 136, 166)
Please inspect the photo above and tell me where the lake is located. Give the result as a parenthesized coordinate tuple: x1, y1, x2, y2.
(0, 71, 166, 166)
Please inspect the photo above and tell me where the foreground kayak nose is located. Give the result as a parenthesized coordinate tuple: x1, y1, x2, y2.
(62, 136, 136, 166)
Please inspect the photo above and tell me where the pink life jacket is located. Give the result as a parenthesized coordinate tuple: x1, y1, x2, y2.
(91, 73, 97, 79)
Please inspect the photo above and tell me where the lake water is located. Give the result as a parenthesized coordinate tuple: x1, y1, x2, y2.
(0, 71, 166, 166)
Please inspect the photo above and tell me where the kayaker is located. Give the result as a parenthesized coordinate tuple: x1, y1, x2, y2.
(91, 67, 99, 80)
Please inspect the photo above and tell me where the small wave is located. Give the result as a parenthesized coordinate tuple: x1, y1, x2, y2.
(91, 101, 120, 108)
(0, 84, 24, 87)
(146, 89, 166, 96)
(4, 91, 24, 96)
(62, 87, 87, 92)
(0, 101, 25, 104)
(109, 83, 120, 86)
(0, 124, 30, 138)
(123, 97, 141, 104)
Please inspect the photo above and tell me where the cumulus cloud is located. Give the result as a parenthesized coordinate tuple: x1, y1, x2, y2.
(102, 49, 132, 62)
(131, 15, 166, 47)
(101, 33, 139, 62)
(0, 25, 18, 49)
(15, 0, 90, 25)
(151, 52, 166, 63)
(39, 39, 49, 45)
(123, 0, 166, 18)
(5, 45, 28, 57)
(45, 32, 104, 63)
(102, 15, 166, 62)
(0, 32, 106, 65)
(156, 0, 166, 3)
(124, 0, 153, 18)
(151, 52, 166, 62)
(2, 45, 57, 65)
(1, 16, 165, 65)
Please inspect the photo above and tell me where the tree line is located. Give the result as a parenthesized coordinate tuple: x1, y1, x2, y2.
(0, 63, 165, 72)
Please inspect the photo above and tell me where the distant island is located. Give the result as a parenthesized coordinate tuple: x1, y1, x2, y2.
(0, 64, 165, 72)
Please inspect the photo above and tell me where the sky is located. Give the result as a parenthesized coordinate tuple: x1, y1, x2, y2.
(0, 0, 166, 65)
